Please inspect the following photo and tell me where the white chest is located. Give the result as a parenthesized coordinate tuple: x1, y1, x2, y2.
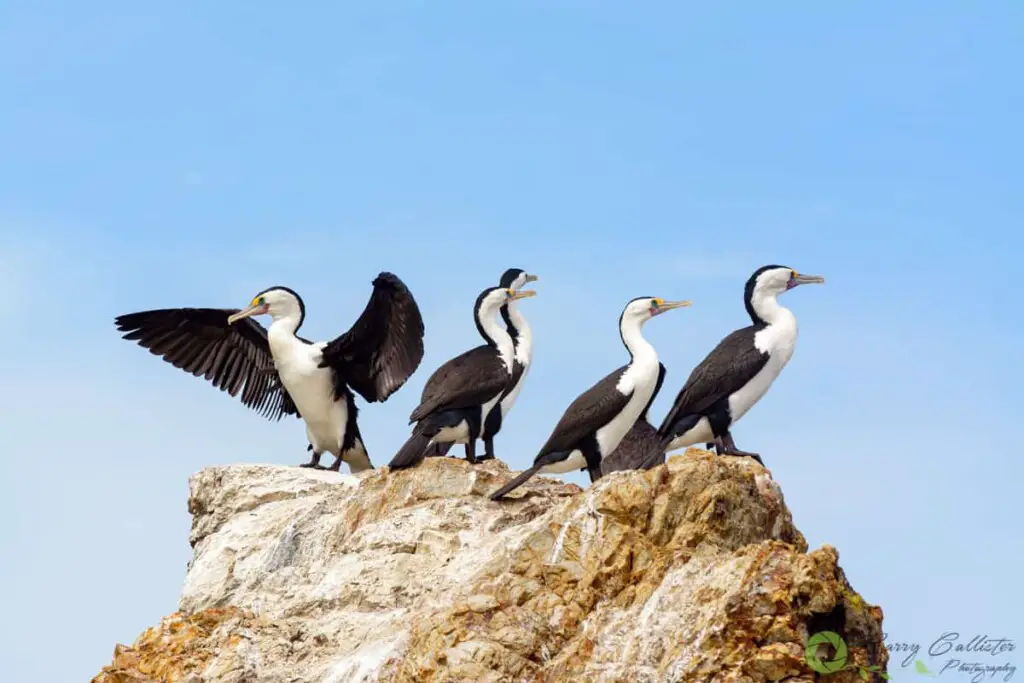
(499, 338, 532, 418)
(268, 334, 328, 387)
(728, 316, 797, 422)
(597, 360, 658, 455)
(268, 331, 341, 430)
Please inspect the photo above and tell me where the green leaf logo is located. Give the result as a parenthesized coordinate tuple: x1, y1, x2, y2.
(806, 630, 849, 674)
(914, 660, 936, 677)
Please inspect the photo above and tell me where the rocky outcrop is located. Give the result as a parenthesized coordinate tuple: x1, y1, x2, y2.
(94, 449, 887, 683)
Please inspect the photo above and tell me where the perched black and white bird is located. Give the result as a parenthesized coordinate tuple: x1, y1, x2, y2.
(427, 267, 538, 462)
(489, 296, 690, 501)
(114, 273, 425, 473)
(389, 285, 537, 470)
(657, 265, 824, 466)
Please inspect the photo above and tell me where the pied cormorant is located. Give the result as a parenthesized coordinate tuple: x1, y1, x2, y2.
(489, 296, 689, 501)
(427, 267, 538, 462)
(657, 265, 824, 465)
(389, 285, 536, 469)
(114, 273, 425, 473)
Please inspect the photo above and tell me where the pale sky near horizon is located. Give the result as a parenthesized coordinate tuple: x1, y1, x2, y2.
(2, 2, 1022, 681)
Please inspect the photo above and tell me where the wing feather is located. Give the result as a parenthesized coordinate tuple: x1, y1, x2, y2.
(534, 366, 632, 458)
(409, 346, 510, 422)
(114, 307, 299, 421)
(319, 272, 426, 404)
(601, 419, 665, 474)
(657, 326, 769, 434)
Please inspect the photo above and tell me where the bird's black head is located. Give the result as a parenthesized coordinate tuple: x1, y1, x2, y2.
(228, 285, 306, 330)
(474, 286, 536, 345)
(617, 296, 691, 355)
(744, 265, 825, 324)
(498, 268, 538, 342)
(499, 268, 525, 288)
(499, 268, 538, 290)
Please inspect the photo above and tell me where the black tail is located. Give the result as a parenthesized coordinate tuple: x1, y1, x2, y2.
(637, 446, 668, 471)
(489, 465, 541, 501)
(641, 431, 676, 468)
(388, 431, 433, 469)
(657, 413, 700, 441)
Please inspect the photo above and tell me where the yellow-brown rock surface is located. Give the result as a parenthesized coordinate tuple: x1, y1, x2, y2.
(94, 449, 887, 682)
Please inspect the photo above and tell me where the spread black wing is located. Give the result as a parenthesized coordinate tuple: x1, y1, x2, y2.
(319, 272, 426, 404)
(114, 308, 300, 421)
(409, 345, 511, 422)
(534, 365, 632, 459)
(657, 326, 768, 435)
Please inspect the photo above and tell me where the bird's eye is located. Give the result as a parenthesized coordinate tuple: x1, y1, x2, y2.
(652, 298, 663, 307)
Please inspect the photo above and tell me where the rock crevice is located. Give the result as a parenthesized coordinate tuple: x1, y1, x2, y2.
(94, 450, 886, 683)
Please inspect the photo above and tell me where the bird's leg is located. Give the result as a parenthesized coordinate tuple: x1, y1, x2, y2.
(477, 437, 496, 462)
(299, 447, 326, 470)
(327, 454, 343, 472)
(464, 440, 478, 465)
(719, 432, 764, 466)
(709, 436, 727, 454)
(706, 441, 718, 453)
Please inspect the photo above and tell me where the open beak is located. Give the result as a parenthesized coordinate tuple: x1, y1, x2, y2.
(653, 299, 691, 315)
(523, 274, 538, 284)
(508, 289, 537, 301)
(227, 303, 267, 324)
(788, 272, 825, 289)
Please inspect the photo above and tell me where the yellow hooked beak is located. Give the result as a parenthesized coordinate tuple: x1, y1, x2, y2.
(508, 289, 537, 301)
(227, 299, 268, 324)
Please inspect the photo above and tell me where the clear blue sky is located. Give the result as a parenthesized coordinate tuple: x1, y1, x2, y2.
(2, 2, 1021, 680)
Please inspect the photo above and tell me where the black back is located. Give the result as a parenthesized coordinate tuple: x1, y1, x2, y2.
(533, 365, 632, 461)
(657, 326, 769, 435)
(409, 345, 511, 422)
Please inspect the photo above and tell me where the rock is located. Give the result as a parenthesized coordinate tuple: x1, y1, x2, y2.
(93, 449, 888, 683)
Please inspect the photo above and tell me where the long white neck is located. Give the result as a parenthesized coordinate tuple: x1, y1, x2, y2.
(750, 289, 789, 326)
(505, 302, 533, 365)
(621, 316, 657, 368)
(480, 306, 516, 373)
(267, 308, 302, 340)
(749, 290, 798, 356)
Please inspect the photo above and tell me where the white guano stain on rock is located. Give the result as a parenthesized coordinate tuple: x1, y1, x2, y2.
(95, 450, 887, 683)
